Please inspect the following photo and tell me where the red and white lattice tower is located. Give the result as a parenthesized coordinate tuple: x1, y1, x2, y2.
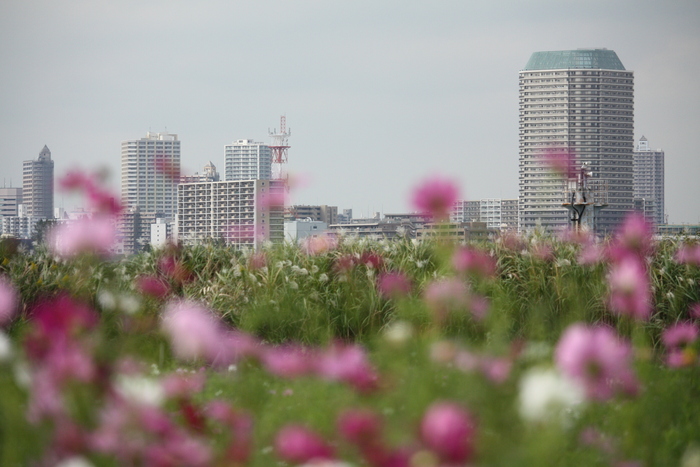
(269, 115, 290, 180)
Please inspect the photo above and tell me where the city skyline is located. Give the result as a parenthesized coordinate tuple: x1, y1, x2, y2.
(1, 1, 699, 223)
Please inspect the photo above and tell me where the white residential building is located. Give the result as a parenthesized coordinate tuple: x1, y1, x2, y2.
(225, 140, 272, 181)
(633, 136, 665, 226)
(285, 219, 328, 243)
(176, 179, 284, 249)
(121, 132, 180, 218)
(519, 49, 634, 234)
(0, 187, 22, 218)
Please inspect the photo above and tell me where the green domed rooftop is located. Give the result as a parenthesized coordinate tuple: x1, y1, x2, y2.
(523, 49, 626, 71)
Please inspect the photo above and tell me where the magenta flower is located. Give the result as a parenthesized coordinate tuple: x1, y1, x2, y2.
(377, 271, 412, 299)
(274, 425, 335, 464)
(261, 345, 314, 378)
(662, 322, 699, 367)
(135, 275, 171, 299)
(47, 216, 116, 258)
(315, 343, 379, 392)
(675, 243, 700, 266)
(411, 175, 460, 221)
(607, 256, 652, 321)
(420, 401, 476, 464)
(423, 278, 470, 323)
(161, 300, 225, 362)
(608, 212, 655, 261)
(59, 170, 122, 215)
(555, 323, 638, 400)
(540, 147, 578, 179)
(452, 246, 497, 278)
(337, 408, 383, 445)
(0, 276, 18, 326)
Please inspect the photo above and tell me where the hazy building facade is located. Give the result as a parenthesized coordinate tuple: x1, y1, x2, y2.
(176, 179, 284, 249)
(181, 161, 220, 183)
(0, 187, 22, 218)
(225, 139, 272, 181)
(290, 205, 338, 225)
(519, 49, 634, 234)
(633, 136, 665, 226)
(121, 132, 180, 218)
(22, 145, 54, 219)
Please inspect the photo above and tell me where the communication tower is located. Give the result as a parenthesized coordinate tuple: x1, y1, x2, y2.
(269, 116, 290, 180)
(562, 163, 608, 232)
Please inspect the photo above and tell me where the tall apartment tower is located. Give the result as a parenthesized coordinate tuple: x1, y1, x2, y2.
(519, 49, 634, 234)
(633, 136, 665, 226)
(121, 132, 180, 218)
(22, 145, 54, 219)
(225, 139, 272, 181)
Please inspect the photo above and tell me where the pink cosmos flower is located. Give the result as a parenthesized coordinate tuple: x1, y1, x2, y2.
(420, 401, 476, 464)
(337, 408, 383, 445)
(540, 147, 578, 179)
(662, 322, 699, 367)
(411, 176, 460, 221)
(302, 234, 339, 255)
(423, 278, 470, 323)
(261, 345, 314, 378)
(315, 343, 379, 392)
(607, 212, 654, 262)
(47, 216, 116, 258)
(377, 272, 412, 299)
(59, 170, 122, 215)
(675, 243, 700, 266)
(498, 231, 527, 252)
(531, 243, 554, 262)
(555, 323, 638, 400)
(452, 246, 497, 278)
(578, 242, 606, 266)
(161, 300, 226, 362)
(135, 275, 171, 299)
(361, 251, 385, 270)
(607, 256, 652, 321)
(274, 425, 335, 464)
(0, 276, 18, 325)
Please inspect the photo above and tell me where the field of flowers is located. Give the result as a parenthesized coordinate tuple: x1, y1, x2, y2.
(0, 173, 699, 466)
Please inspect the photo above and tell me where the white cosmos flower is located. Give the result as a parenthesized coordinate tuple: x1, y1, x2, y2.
(518, 366, 585, 423)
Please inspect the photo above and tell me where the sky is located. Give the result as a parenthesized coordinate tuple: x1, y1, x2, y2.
(1, 0, 699, 223)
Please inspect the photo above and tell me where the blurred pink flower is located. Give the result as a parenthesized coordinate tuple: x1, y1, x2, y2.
(47, 217, 116, 258)
(162, 372, 206, 399)
(248, 252, 267, 270)
(498, 231, 527, 252)
(135, 275, 171, 299)
(555, 323, 638, 400)
(361, 251, 385, 270)
(607, 256, 652, 321)
(420, 401, 476, 464)
(302, 234, 338, 255)
(315, 343, 379, 392)
(691, 303, 700, 319)
(333, 254, 357, 274)
(411, 176, 460, 221)
(274, 425, 335, 464)
(578, 242, 606, 266)
(452, 246, 497, 278)
(0, 276, 18, 326)
(59, 170, 122, 215)
(675, 243, 700, 266)
(662, 322, 699, 367)
(558, 226, 595, 246)
(608, 212, 654, 261)
(337, 408, 383, 445)
(531, 243, 554, 262)
(377, 272, 412, 299)
(261, 345, 314, 378)
(424, 278, 470, 323)
(161, 300, 225, 362)
(540, 147, 577, 179)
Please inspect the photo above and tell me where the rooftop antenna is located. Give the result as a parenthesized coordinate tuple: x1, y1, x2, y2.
(269, 115, 291, 180)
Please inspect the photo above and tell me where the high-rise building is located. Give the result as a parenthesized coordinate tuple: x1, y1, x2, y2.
(0, 187, 22, 218)
(121, 132, 180, 218)
(119, 132, 180, 254)
(176, 179, 284, 249)
(22, 145, 54, 219)
(633, 136, 665, 226)
(519, 49, 634, 234)
(225, 139, 272, 181)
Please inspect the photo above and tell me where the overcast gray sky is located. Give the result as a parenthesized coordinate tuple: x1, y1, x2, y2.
(1, 0, 698, 223)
